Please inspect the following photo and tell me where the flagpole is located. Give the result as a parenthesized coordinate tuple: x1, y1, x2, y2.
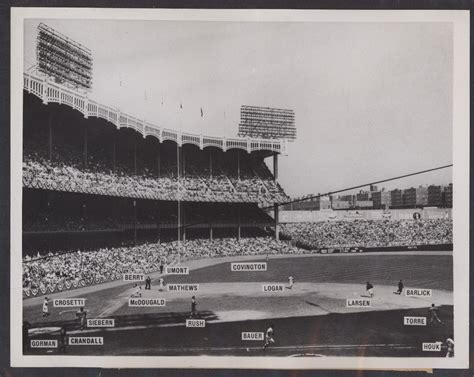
(177, 99, 182, 262)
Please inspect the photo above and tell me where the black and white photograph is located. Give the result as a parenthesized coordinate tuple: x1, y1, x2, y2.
(10, 8, 469, 369)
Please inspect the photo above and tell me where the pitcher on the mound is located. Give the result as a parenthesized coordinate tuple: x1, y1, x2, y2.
(262, 324, 275, 350)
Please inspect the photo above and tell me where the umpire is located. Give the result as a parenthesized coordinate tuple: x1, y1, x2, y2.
(145, 276, 151, 290)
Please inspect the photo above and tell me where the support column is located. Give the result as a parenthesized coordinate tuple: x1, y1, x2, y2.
(112, 132, 116, 171)
(209, 149, 213, 178)
(237, 150, 240, 180)
(209, 204, 213, 241)
(156, 144, 160, 177)
(133, 199, 137, 245)
(82, 200, 87, 224)
(182, 202, 186, 243)
(155, 202, 161, 244)
(273, 153, 278, 181)
(177, 146, 182, 178)
(237, 206, 241, 241)
(134, 135, 137, 175)
(84, 125, 88, 169)
(274, 203, 280, 241)
(182, 147, 186, 177)
(48, 112, 53, 161)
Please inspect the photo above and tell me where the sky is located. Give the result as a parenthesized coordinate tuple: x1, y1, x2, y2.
(24, 19, 453, 198)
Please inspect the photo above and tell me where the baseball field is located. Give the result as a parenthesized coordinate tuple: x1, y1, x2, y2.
(24, 251, 453, 357)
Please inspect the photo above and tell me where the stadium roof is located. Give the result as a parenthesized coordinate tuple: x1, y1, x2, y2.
(24, 73, 288, 156)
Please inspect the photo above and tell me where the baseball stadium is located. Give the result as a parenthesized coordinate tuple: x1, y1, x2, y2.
(21, 22, 454, 358)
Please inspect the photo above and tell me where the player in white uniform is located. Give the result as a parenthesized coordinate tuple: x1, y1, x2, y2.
(446, 335, 454, 357)
(131, 283, 142, 297)
(287, 276, 294, 289)
(42, 297, 50, 317)
(262, 324, 275, 350)
(158, 277, 165, 291)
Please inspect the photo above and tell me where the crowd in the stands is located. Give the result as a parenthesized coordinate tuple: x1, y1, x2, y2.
(280, 219, 453, 249)
(22, 140, 288, 204)
(22, 237, 302, 291)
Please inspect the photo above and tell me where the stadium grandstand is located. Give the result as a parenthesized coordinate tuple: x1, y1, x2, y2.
(23, 72, 289, 256)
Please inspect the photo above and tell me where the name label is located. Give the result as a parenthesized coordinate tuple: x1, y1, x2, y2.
(69, 337, 104, 345)
(404, 316, 427, 326)
(422, 342, 442, 351)
(168, 284, 199, 292)
(129, 298, 166, 307)
(123, 274, 145, 281)
(87, 318, 115, 328)
(346, 299, 371, 307)
(186, 319, 205, 327)
(406, 289, 432, 297)
(231, 263, 267, 272)
(165, 267, 189, 275)
(30, 339, 58, 348)
(242, 332, 264, 340)
(53, 298, 85, 307)
(262, 284, 284, 292)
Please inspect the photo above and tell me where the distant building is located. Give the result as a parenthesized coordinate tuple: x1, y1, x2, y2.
(356, 190, 370, 201)
(286, 195, 331, 211)
(391, 189, 403, 207)
(284, 183, 451, 212)
(354, 200, 373, 208)
(372, 190, 391, 209)
(415, 186, 428, 206)
(442, 184, 453, 208)
(428, 185, 443, 206)
(402, 188, 417, 207)
(331, 197, 352, 210)
(339, 194, 354, 203)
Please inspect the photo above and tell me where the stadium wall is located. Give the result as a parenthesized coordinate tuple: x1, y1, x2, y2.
(278, 208, 452, 223)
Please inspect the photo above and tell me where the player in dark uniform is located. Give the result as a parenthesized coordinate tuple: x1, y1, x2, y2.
(396, 280, 404, 295)
(160, 261, 164, 274)
(76, 307, 88, 330)
(59, 327, 68, 354)
(366, 282, 374, 297)
(145, 276, 151, 290)
(190, 296, 198, 318)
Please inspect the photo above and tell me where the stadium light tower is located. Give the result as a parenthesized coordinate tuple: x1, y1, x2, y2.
(36, 23, 93, 93)
(238, 105, 296, 141)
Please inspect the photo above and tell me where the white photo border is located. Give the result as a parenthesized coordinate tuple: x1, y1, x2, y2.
(10, 7, 470, 369)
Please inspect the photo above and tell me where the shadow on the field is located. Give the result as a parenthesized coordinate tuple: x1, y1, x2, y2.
(303, 300, 329, 313)
(29, 310, 218, 331)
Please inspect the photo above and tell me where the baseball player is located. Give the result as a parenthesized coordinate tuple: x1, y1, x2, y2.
(158, 277, 165, 291)
(429, 303, 444, 325)
(76, 307, 88, 330)
(59, 327, 68, 354)
(42, 297, 50, 317)
(145, 276, 151, 290)
(262, 324, 275, 350)
(445, 335, 454, 357)
(190, 296, 198, 318)
(366, 282, 374, 298)
(131, 283, 142, 297)
(287, 275, 294, 289)
(396, 280, 404, 295)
